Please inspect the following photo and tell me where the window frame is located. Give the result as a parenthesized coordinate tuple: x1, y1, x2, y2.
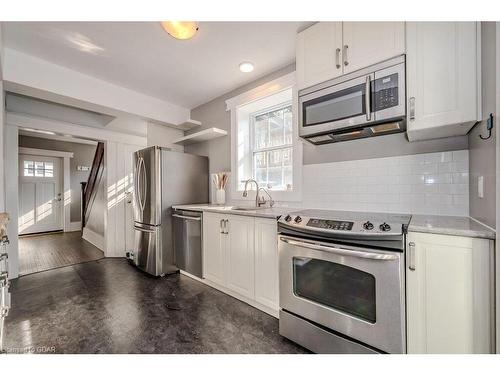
(227, 71, 302, 203)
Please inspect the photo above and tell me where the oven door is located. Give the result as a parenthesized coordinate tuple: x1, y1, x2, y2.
(279, 235, 405, 353)
(299, 73, 374, 138)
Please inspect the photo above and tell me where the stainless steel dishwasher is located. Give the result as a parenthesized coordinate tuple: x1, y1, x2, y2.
(172, 209, 203, 278)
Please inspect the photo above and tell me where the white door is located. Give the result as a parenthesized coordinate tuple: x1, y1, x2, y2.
(296, 22, 343, 90)
(18, 154, 63, 235)
(342, 22, 405, 74)
(406, 22, 478, 140)
(254, 218, 279, 310)
(226, 215, 255, 299)
(406, 232, 493, 354)
(203, 212, 226, 286)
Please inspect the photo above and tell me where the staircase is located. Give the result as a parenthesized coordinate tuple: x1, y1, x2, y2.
(81, 142, 105, 227)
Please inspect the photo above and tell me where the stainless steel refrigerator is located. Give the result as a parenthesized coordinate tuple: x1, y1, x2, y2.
(132, 146, 208, 276)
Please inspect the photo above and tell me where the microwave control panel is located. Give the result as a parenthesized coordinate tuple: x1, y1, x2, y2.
(306, 218, 354, 231)
(373, 73, 399, 111)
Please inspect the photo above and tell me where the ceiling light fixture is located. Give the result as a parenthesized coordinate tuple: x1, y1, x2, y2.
(161, 21, 199, 40)
(239, 62, 254, 73)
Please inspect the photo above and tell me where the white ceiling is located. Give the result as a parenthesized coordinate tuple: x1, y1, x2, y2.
(3, 22, 309, 109)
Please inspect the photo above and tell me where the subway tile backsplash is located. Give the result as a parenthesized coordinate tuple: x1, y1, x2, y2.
(302, 150, 469, 216)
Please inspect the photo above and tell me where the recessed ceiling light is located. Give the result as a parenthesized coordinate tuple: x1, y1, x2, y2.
(161, 21, 199, 40)
(239, 62, 254, 73)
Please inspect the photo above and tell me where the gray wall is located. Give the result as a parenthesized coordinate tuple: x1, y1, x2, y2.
(85, 170, 105, 236)
(186, 64, 297, 173)
(18, 135, 97, 223)
(147, 122, 184, 152)
(468, 22, 497, 228)
(187, 64, 468, 174)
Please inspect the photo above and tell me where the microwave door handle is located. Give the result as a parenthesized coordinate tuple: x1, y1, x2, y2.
(365, 76, 372, 121)
(280, 237, 398, 261)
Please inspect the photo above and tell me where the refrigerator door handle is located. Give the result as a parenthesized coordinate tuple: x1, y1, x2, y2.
(134, 224, 156, 233)
(135, 157, 143, 211)
(140, 157, 147, 212)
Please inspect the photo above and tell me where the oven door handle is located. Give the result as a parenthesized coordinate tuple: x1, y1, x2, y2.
(280, 237, 399, 261)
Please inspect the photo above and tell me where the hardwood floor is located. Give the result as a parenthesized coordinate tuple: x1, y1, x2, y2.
(18, 231, 104, 276)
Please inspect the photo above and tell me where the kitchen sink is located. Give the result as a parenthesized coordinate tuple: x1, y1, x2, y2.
(230, 206, 266, 211)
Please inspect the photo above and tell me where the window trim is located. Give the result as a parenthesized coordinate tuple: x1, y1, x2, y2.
(227, 72, 302, 203)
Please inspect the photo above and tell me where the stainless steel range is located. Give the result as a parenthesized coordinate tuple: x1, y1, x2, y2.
(278, 209, 411, 354)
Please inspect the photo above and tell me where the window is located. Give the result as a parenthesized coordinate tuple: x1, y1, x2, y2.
(24, 160, 54, 177)
(227, 72, 302, 202)
(252, 104, 293, 191)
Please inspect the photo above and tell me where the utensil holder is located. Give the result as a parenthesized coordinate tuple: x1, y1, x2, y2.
(215, 189, 226, 205)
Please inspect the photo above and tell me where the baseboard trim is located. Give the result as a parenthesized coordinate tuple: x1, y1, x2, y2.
(68, 221, 82, 232)
(82, 227, 104, 251)
(180, 270, 279, 318)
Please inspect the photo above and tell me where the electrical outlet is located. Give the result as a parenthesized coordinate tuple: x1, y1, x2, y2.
(478, 176, 484, 198)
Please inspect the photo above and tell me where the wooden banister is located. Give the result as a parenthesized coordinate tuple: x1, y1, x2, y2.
(82, 142, 104, 227)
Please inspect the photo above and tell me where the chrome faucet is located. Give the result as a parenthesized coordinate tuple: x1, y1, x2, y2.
(242, 179, 260, 207)
(257, 187, 275, 208)
(242, 179, 275, 208)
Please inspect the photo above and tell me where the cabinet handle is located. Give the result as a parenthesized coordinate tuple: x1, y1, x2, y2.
(224, 219, 229, 235)
(408, 242, 416, 271)
(343, 45, 349, 66)
(220, 219, 224, 234)
(335, 48, 341, 69)
(409, 97, 416, 120)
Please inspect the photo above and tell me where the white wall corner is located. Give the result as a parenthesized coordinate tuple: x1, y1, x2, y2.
(69, 221, 82, 232)
(82, 227, 104, 251)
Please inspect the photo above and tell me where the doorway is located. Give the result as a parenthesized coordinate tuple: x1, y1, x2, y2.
(18, 153, 63, 235)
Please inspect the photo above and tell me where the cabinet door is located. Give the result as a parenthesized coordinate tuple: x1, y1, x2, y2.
(296, 22, 343, 90)
(406, 232, 493, 354)
(406, 22, 478, 140)
(342, 22, 405, 74)
(225, 215, 255, 299)
(202, 212, 226, 285)
(254, 218, 279, 310)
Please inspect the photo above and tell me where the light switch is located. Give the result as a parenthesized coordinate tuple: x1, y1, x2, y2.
(478, 176, 484, 198)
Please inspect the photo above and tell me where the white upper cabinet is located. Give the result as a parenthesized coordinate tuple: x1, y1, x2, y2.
(342, 22, 405, 74)
(296, 22, 405, 90)
(296, 22, 343, 90)
(406, 22, 480, 141)
(406, 232, 494, 354)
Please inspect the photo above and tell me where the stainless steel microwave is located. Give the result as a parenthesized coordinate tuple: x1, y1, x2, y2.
(299, 55, 406, 145)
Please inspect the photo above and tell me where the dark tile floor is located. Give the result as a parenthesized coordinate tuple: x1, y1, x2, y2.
(18, 231, 104, 276)
(4, 258, 308, 354)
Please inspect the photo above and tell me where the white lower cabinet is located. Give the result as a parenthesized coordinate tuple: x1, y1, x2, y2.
(202, 212, 279, 315)
(226, 215, 255, 299)
(254, 218, 279, 310)
(406, 232, 494, 353)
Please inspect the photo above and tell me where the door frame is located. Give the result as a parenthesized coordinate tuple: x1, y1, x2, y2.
(18, 147, 73, 235)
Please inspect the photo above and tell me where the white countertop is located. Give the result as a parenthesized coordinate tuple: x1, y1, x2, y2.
(408, 215, 496, 240)
(172, 204, 290, 219)
(173, 204, 496, 239)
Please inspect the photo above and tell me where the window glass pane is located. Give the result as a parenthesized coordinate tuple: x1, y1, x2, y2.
(23, 161, 35, 177)
(44, 162, 54, 177)
(284, 107, 293, 144)
(254, 116, 268, 150)
(35, 162, 44, 177)
(24, 168, 34, 177)
(268, 109, 285, 147)
(293, 257, 376, 323)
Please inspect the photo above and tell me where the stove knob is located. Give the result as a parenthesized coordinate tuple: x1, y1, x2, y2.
(363, 221, 374, 230)
(294, 216, 302, 223)
(284, 215, 292, 222)
(379, 222, 391, 232)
